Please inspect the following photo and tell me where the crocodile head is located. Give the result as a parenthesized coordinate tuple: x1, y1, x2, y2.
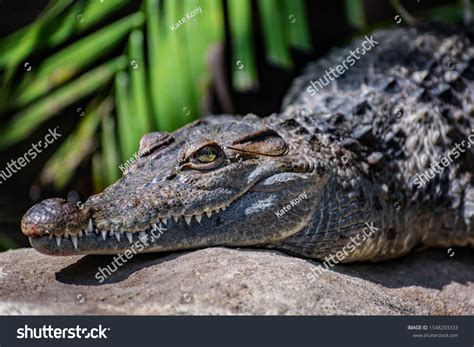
(22, 114, 326, 256)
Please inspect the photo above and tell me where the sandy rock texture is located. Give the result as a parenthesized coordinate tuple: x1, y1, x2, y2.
(0, 247, 472, 315)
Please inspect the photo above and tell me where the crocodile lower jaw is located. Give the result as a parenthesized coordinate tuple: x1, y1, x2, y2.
(30, 203, 232, 253)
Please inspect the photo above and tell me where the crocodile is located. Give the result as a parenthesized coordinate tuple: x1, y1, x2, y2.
(21, 22, 474, 262)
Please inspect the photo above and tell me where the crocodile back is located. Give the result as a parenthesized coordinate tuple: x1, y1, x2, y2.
(275, 23, 474, 258)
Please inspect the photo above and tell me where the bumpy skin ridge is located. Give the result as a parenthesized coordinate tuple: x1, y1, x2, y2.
(274, 22, 474, 260)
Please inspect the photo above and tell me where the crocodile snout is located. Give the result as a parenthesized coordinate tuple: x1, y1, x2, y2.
(21, 198, 86, 237)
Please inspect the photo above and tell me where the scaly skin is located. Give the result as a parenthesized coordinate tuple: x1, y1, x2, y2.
(22, 22, 474, 261)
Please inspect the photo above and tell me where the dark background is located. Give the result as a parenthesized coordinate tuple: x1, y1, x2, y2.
(0, 0, 454, 248)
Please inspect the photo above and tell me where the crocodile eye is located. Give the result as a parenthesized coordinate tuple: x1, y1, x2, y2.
(180, 143, 224, 171)
(196, 146, 218, 163)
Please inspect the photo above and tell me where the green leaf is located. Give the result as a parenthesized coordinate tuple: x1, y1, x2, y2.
(129, 29, 153, 135)
(284, 0, 311, 50)
(77, 0, 128, 32)
(345, 0, 367, 30)
(0, 27, 28, 63)
(167, 0, 198, 124)
(115, 71, 140, 160)
(257, 0, 292, 68)
(183, 0, 225, 108)
(47, 1, 85, 48)
(153, 0, 197, 131)
(0, 0, 71, 69)
(0, 0, 72, 103)
(101, 113, 121, 185)
(0, 56, 128, 148)
(92, 152, 105, 192)
(40, 98, 110, 189)
(13, 13, 145, 109)
(146, 0, 162, 129)
(228, 0, 258, 91)
(0, 0, 126, 68)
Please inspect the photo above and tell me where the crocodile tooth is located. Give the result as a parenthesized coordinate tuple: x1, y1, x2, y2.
(205, 211, 212, 218)
(126, 232, 133, 244)
(71, 236, 78, 250)
(49, 234, 53, 239)
(139, 231, 147, 241)
(64, 231, 69, 239)
(101, 230, 107, 241)
(161, 218, 168, 225)
(195, 214, 202, 223)
(152, 223, 158, 230)
(109, 230, 114, 237)
(45, 230, 50, 235)
(56, 236, 62, 247)
(87, 219, 94, 233)
(173, 215, 179, 222)
(221, 206, 226, 211)
(114, 232, 121, 242)
(184, 216, 192, 225)
(78, 230, 83, 237)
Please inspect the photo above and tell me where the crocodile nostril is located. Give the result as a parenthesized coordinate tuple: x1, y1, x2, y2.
(21, 198, 84, 237)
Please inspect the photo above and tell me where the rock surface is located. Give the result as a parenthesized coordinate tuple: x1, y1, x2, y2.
(0, 247, 472, 315)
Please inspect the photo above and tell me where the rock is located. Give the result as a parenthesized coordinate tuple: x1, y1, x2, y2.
(0, 247, 472, 315)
